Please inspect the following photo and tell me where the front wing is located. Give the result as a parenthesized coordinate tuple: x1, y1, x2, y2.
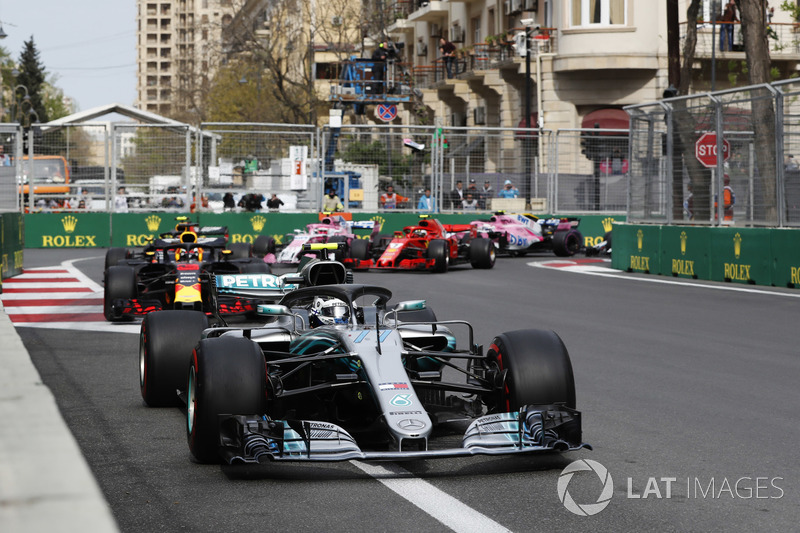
(217, 405, 589, 464)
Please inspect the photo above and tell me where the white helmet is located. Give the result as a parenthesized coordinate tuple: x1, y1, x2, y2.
(310, 297, 350, 326)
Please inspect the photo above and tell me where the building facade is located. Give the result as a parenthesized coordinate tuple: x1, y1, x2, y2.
(135, 0, 237, 118)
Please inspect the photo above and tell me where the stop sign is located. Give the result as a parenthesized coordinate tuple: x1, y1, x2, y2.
(695, 132, 731, 168)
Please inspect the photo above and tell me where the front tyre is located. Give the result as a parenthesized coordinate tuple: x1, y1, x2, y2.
(104, 266, 137, 322)
(427, 239, 449, 273)
(469, 238, 496, 269)
(187, 337, 266, 463)
(487, 329, 576, 413)
(140, 310, 208, 407)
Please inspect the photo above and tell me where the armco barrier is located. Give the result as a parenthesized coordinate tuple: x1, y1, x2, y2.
(1, 212, 24, 284)
(23, 212, 625, 249)
(612, 223, 800, 289)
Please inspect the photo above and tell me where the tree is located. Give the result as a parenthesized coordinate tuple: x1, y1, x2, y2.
(15, 37, 49, 125)
(739, 0, 778, 222)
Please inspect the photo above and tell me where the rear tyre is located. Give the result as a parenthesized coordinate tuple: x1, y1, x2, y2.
(187, 337, 266, 463)
(105, 247, 129, 269)
(350, 238, 370, 260)
(227, 242, 252, 259)
(140, 310, 208, 407)
(428, 239, 449, 273)
(469, 238, 496, 269)
(253, 235, 276, 257)
(486, 329, 576, 412)
(552, 229, 583, 257)
(104, 266, 137, 322)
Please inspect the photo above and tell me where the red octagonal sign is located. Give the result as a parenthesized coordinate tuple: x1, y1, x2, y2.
(695, 132, 731, 168)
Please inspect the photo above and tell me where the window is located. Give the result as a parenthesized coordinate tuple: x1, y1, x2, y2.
(570, 0, 626, 27)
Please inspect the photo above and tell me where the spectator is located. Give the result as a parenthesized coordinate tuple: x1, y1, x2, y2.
(684, 182, 694, 220)
(322, 189, 344, 212)
(417, 187, 437, 212)
(222, 192, 236, 211)
(267, 193, 284, 211)
(248, 192, 263, 211)
(380, 184, 400, 209)
(449, 180, 464, 209)
(497, 180, 520, 199)
(715, 174, 735, 221)
(439, 37, 457, 79)
(719, 0, 738, 52)
(114, 186, 129, 213)
(479, 180, 493, 209)
(0, 145, 9, 166)
(462, 193, 479, 210)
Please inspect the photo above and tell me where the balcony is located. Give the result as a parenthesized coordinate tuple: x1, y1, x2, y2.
(680, 21, 800, 57)
(408, 1, 448, 23)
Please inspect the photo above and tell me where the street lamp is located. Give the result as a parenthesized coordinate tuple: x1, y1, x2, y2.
(12, 84, 31, 125)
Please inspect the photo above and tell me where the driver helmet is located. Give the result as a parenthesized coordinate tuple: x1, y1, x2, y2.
(310, 297, 350, 327)
(412, 229, 427, 237)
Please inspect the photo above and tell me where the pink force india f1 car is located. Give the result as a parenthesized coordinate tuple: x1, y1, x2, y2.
(271, 214, 377, 269)
(136, 243, 589, 464)
(470, 212, 584, 257)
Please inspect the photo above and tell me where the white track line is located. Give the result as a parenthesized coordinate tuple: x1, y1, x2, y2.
(18, 322, 141, 334)
(531, 261, 800, 298)
(0, 292, 99, 301)
(2, 281, 91, 289)
(6, 306, 102, 315)
(352, 461, 511, 533)
(62, 257, 105, 293)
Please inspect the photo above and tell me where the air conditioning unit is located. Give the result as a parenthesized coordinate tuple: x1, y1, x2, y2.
(331, 16, 343, 26)
(511, 0, 523, 14)
(430, 23, 441, 37)
(474, 106, 486, 125)
(524, 0, 537, 10)
(450, 26, 465, 43)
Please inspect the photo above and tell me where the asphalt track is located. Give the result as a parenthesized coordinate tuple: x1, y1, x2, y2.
(11, 248, 800, 532)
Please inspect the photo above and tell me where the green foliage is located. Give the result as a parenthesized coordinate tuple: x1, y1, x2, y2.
(15, 38, 49, 125)
(338, 139, 412, 180)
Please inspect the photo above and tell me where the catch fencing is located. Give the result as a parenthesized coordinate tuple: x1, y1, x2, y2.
(626, 78, 800, 227)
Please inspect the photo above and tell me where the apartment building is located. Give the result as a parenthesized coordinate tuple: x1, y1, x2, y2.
(135, 0, 237, 118)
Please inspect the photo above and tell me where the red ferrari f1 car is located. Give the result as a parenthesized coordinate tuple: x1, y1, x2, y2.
(363, 216, 495, 273)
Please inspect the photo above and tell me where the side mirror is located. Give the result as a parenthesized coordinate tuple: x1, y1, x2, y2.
(257, 304, 293, 317)
(395, 300, 426, 312)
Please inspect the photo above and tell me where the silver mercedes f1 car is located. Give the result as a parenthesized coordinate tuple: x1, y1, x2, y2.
(140, 247, 589, 464)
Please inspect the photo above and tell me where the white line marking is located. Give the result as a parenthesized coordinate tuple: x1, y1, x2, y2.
(62, 257, 105, 293)
(531, 262, 800, 298)
(6, 305, 101, 315)
(11, 271, 74, 279)
(0, 292, 100, 301)
(1, 281, 91, 289)
(14, 322, 141, 334)
(352, 461, 511, 533)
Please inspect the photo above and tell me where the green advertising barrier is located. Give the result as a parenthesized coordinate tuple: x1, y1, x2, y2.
(24, 212, 111, 248)
(570, 214, 624, 248)
(709, 227, 772, 285)
(660, 226, 711, 280)
(770, 228, 800, 288)
(1, 212, 24, 283)
(111, 212, 197, 247)
(610, 223, 661, 274)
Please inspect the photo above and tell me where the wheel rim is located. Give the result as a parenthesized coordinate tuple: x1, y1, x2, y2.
(187, 366, 197, 433)
(139, 330, 146, 388)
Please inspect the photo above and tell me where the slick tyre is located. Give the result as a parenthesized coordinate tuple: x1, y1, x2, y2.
(428, 239, 449, 273)
(487, 329, 576, 412)
(140, 310, 208, 407)
(469, 238, 496, 269)
(350, 238, 370, 261)
(187, 337, 266, 464)
(105, 247, 129, 269)
(227, 242, 252, 259)
(104, 266, 137, 322)
(552, 229, 583, 257)
(253, 235, 276, 257)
